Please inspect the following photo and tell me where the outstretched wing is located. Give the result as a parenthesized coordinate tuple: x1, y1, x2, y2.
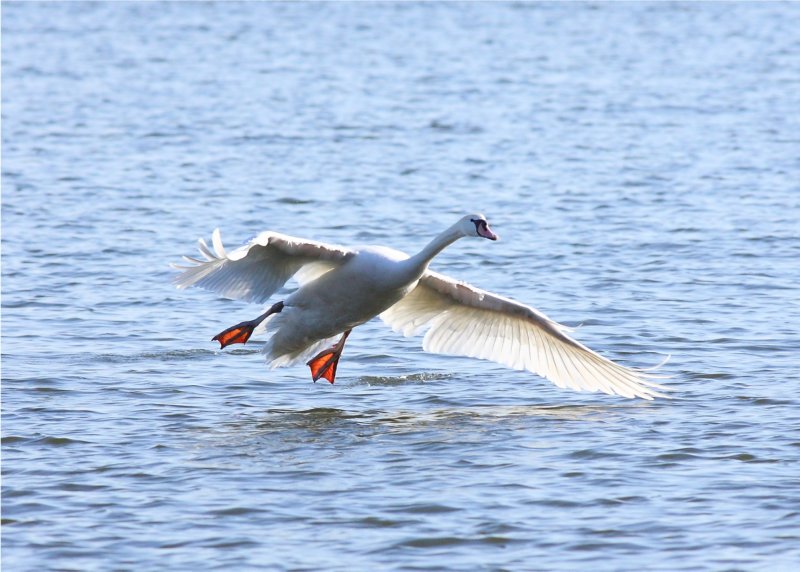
(172, 229, 353, 303)
(380, 271, 669, 399)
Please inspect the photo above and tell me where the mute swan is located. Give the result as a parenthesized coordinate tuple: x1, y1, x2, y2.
(172, 214, 668, 399)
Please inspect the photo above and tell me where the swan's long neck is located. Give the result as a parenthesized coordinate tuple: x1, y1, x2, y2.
(405, 224, 464, 277)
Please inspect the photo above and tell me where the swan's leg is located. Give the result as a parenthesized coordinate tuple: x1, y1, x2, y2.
(212, 301, 284, 349)
(307, 329, 352, 385)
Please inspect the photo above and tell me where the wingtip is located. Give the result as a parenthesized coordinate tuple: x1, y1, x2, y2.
(644, 353, 672, 372)
(211, 228, 226, 258)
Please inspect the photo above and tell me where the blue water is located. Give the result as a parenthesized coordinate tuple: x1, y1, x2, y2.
(3, 2, 800, 570)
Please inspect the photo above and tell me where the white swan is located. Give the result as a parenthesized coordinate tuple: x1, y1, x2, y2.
(172, 214, 668, 399)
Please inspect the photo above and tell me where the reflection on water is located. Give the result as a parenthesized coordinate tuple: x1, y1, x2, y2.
(209, 402, 652, 459)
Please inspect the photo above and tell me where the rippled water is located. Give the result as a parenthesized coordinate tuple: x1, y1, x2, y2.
(3, 2, 800, 570)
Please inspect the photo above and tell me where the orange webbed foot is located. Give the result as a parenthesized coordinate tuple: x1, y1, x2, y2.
(212, 301, 285, 350)
(306, 330, 351, 384)
(307, 350, 340, 384)
(212, 321, 256, 349)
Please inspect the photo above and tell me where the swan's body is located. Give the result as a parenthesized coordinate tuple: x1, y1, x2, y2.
(265, 245, 418, 366)
(173, 214, 668, 399)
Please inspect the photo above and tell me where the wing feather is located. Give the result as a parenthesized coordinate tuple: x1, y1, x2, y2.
(172, 229, 353, 303)
(380, 270, 669, 400)
(487, 315, 502, 363)
(501, 319, 514, 369)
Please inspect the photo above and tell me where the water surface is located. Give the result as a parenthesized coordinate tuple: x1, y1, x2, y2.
(3, 2, 800, 570)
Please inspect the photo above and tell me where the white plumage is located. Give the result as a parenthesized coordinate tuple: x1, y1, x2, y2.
(173, 214, 669, 399)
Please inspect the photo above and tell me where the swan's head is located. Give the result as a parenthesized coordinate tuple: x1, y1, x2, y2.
(459, 213, 498, 241)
